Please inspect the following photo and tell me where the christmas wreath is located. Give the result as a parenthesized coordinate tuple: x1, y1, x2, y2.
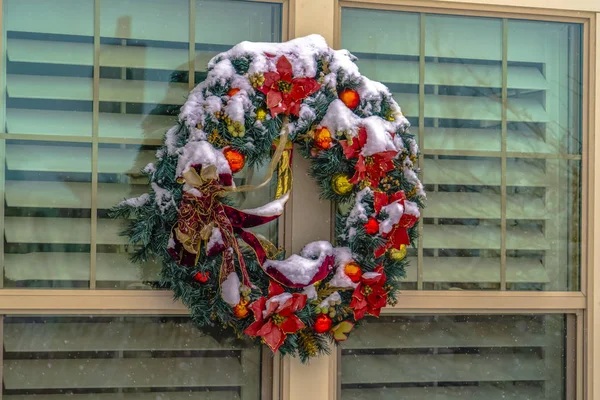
(112, 35, 425, 362)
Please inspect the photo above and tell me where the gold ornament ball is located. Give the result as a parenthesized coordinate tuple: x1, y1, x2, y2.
(256, 108, 267, 121)
(332, 174, 353, 195)
(389, 245, 407, 261)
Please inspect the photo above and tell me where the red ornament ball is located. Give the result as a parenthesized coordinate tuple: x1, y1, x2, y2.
(314, 314, 333, 333)
(223, 146, 245, 173)
(313, 127, 333, 150)
(193, 271, 210, 283)
(364, 218, 380, 235)
(228, 87, 241, 97)
(344, 262, 363, 283)
(339, 89, 360, 109)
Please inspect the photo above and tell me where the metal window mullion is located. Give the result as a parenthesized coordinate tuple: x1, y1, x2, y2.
(500, 19, 508, 291)
(90, 0, 101, 289)
(417, 13, 425, 290)
(189, 0, 196, 90)
(0, 0, 6, 290)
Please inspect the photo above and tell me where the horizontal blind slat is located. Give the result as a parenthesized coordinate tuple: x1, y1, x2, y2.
(6, 145, 155, 174)
(403, 257, 549, 283)
(341, 386, 543, 400)
(425, 191, 548, 219)
(7, 109, 173, 140)
(4, 357, 243, 389)
(7, 75, 188, 105)
(4, 217, 125, 245)
(423, 225, 549, 250)
(395, 93, 547, 122)
(357, 59, 546, 90)
(341, 353, 545, 384)
(4, 253, 160, 282)
(344, 320, 545, 349)
(7, 39, 217, 72)
(6, 181, 147, 209)
(424, 159, 549, 187)
(5, 322, 238, 352)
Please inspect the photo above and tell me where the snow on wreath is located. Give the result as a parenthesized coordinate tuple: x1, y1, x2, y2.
(110, 34, 425, 362)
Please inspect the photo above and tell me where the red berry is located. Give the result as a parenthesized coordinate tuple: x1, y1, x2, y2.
(364, 218, 380, 235)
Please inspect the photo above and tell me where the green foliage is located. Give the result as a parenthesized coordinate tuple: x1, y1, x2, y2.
(111, 46, 425, 364)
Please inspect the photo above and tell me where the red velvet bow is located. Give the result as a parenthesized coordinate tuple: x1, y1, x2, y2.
(169, 178, 280, 288)
(340, 127, 397, 188)
(373, 190, 418, 258)
(244, 281, 307, 352)
(258, 55, 321, 117)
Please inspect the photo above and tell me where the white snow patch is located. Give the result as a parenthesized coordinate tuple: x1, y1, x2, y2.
(379, 201, 404, 235)
(403, 200, 420, 219)
(319, 292, 341, 309)
(176, 141, 232, 178)
(164, 125, 180, 155)
(263, 293, 293, 318)
(302, 284, 318, 300)
(207, 227, 224, 251)
(345, 188, 371, 238)
(119, 193, 150, 208)
(221, 272, 241, 306)
(360, 117, 399, 156)
(362, 272, 381, 280)
(329, 247, 358, 289)
(319, 99, 360, 135)
(264, 241, 333, 286)
(143, 163, 156, 175)
(241, 193, 289, 217)
(152, 183, 175, 213)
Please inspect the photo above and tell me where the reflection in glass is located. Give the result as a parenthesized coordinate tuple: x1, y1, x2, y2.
(341, 314, 568, 399)
(94, 0, 283, 289)
(341, 9, 583, 291)
(3, 316, 263, 398)
(3, 0, 94, 288)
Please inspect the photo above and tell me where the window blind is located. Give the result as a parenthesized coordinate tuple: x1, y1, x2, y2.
(341, 9, 582, 291)
(3, 316, 263, 400)
(341, 315, 568, 399)
(2, 0, 283, 288)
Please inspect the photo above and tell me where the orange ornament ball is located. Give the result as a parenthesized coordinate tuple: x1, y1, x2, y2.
(344, 262, 363, 283)
(233, 299, 250, 319)
(364, 218, 380, 235)
(228, 87, 241, 97)
(193, 271, 210, 283)
(223, 147, 245, 173)
(314, 127, 333, 150)
(314, 314, 333, 333)
(339, 89, 360, 109)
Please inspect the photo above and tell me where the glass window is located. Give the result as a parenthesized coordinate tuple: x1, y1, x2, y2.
(341, 314, 570, 399)
(2, 315, 264, 399)
(1, 0, 283, 289)
(341, 9, 583, 291)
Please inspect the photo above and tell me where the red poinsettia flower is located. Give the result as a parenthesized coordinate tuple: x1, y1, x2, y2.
(244, 281, 307, 352)
(350, 266, 388, 320)
(373, 191, 420, 258)
(340, 127, 397, 188)
(258, 55, 321, 117)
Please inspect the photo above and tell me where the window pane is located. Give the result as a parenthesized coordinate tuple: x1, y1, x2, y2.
(95, 0, 282, 289)
(341, 9, 583, 291)
(2, 0, 94, 288)
(341, 314, 569, 399)
(3, 316, 264, 399)
(1, 0, 282, 288)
